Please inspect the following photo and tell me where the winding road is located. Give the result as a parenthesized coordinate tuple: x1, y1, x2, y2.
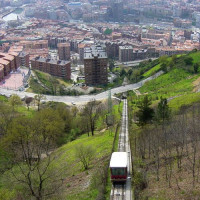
(0, 71, 163, 104)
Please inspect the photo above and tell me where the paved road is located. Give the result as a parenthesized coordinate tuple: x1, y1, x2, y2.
(115, 58, 157, 67)
(0, 71, 163, 104)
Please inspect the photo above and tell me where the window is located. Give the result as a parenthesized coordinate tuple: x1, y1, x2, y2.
(111, 168, 126, 176)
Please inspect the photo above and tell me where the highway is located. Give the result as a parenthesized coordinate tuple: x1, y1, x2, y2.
(0, 71, 163, 104)
(110, 99, 132, 200)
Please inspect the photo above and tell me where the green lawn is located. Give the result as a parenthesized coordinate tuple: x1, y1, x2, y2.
(140, 68, 192, 94)
(169, 92, 200, 111)
(143, 63, 161, 78)
(139, 67, 200, 110)
(0, 95, 8, 102)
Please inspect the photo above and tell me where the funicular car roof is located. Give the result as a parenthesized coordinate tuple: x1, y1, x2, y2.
(110, 152, 128, 168)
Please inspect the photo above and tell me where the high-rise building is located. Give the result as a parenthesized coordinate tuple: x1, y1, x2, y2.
(119, 46, 134, 62)
(84, 45, 108, 86)
(58, 43, 71, 61)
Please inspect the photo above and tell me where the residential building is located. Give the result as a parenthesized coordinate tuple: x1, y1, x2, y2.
(0, 64, 4, 81)
(119, 46, 134, 62)
(0, 58, 10, 76)
(84, 45, 108, 85)
(58, 43, 71, 61)
(19, 52, 30, 68)
(31, 57, 71, 80)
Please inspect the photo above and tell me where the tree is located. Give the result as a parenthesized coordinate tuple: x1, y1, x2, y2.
(136, 95, 154, 127)
(9, 94, 22, 111)
(83, 100, 102, 136)
(120, 68, 126, 77)
(109, 59, 115, 72)
(104, 28, 112, 35)
(34, 94, 46, 111)
(184, 56, 193, 65)
(49, 77, 59, 95)
(159, 55, 168, 64)
(25, 96, 33, 110)
(75, 144, 95, 170)
(0, 102, 13, 136)
(160, 63, 167, 73)
(193, 63, 199, 74)
(155, 97, 171, 124)
(1, 109, 65, 200)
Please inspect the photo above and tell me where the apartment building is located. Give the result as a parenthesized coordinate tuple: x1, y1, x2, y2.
(0, 52, 21, 77)
(19, 52, 30, 68)
(84, 45, 108, 85)
(19, 40, 48, 49)
(0, 64, 4, 81)
(119, 46, 134, 62)
(105, 41, 123, 59)
(57, 43, 71, 61)
(31, 57, 71, 80)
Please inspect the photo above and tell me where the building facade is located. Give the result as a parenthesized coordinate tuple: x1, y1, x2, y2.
(58, 43, 71, 61)
(84, 46, 108, 85)
(119, 46, 134, 62)
(0, 52, 20, 77)
(19, 52, 30, 68)
(31, 57, 71, 80)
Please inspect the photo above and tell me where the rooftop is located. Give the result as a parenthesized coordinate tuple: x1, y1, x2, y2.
(31, 56, 70, 65)
(110, 152, 128, 168)
(119, 46, 133, 50)
(84, 45, 107, 59)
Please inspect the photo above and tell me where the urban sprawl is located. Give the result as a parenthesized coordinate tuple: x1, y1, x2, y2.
(0, 0, 200, 87)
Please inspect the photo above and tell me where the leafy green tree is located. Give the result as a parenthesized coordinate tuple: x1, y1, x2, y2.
(1, 109, 65, 200)
(9, 94, 22, 111)
(159, 55, 168, 65)
(184, 56, 193, 65)
(136, 95, 154, 127)
(83, 100, 102, 136)
(75, 144, 95, 170)
(171, 54, 177, 64)
(193, 63, 199, 74)
(155, 97, 170, 124)
(34, 94, 45, 111)
(120, 68, 126, 77)
(109, 59, 115, 72)
(160, 63, 167, 73)
(0, 102, 13, 136)
(49, 77, 59, 95)
(104, 28, 112, 35)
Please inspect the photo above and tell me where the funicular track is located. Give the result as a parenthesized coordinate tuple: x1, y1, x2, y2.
(110, 99, 132, 200)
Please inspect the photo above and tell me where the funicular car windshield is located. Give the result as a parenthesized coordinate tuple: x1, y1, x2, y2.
(111, 168, 126, 176)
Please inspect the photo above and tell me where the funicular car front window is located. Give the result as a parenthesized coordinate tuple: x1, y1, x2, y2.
(112, 168, 125, 176)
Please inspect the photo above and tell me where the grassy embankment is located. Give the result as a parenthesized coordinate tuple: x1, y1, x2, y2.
(0, 101, 123, 200)
(27, 70, 72, 94)
(139, 51, 200, 111)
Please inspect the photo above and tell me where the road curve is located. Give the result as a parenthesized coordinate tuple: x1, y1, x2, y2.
(0, 71, 163, 104)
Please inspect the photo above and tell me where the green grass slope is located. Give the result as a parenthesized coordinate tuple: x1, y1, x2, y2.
(138, 51, 200, 111)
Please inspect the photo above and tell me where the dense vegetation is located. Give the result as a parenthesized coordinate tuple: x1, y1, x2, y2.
(128, 50, 200, 199)
(0, 94, 123, 200)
